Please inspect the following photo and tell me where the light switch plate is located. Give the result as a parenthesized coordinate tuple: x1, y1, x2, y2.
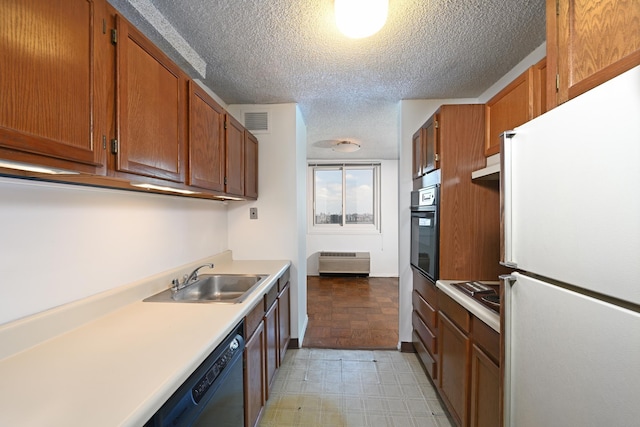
(249, 207, 258, 219)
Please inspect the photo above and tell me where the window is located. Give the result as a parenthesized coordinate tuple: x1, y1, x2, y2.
(310, 163, 380, 232)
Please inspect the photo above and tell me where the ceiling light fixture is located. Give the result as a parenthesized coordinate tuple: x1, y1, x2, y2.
(335, 0, 388, 39)
(332, 140, 361, 152)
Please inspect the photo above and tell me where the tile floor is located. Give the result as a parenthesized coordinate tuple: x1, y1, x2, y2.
(259, 348, 455, 427)
(305, 276, 399, 349)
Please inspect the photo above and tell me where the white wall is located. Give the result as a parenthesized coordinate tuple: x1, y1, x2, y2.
(306, 159, 399, 277)
(0, 178, 228, 325)
(226, 103, 308, 343)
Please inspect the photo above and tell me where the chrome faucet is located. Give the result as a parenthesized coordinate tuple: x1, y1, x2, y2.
(171, 263, 214, 293)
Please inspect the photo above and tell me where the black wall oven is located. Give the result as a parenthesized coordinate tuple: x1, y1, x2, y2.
(411, 185, 440, 282)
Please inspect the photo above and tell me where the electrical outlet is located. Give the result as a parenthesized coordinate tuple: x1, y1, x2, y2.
(249, 207, 258, 219)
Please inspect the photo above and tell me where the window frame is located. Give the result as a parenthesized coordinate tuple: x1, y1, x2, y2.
(308, 162, 381, 234)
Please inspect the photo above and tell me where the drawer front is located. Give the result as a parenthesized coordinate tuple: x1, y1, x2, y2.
(278, 267, 290, 292)
(245, 299, 265, 339)
(413, 310, 437, 356)
(413, 268, 437, 306)
(413, 290, 437, 331)
(265, 282, 278, 310)
(472, 316, 500, 364)
(438, 289, 470, 334)
(413, 331, 437, 380)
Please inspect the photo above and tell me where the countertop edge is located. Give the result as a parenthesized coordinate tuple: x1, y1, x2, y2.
(0, 254, 291, 427)
(436, 280, 500, 332)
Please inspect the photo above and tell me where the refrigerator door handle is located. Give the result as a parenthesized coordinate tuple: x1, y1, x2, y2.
(500, 130, 517, 268)
(499, 274, 516, 284)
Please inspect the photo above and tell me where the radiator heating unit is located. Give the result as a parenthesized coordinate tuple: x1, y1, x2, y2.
(318, 252, 370, 276)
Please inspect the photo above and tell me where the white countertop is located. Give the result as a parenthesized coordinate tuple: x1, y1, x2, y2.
(0, 251, 290, 427)
(436, 280, 500, 332)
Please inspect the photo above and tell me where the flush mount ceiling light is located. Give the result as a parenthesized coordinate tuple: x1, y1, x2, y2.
(335, 0, 388, 39)
(332, 140, 361, 152)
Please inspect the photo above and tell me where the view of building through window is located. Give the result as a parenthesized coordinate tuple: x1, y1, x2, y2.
(314, 165, 376, 226)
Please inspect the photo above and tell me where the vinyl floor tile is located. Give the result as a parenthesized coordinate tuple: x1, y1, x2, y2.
(259, 348, 455, 427)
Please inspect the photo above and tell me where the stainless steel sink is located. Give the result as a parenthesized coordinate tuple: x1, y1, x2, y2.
(144, 274, 268, 304)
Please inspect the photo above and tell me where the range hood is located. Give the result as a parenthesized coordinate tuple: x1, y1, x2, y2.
(472, 154, 500, 180)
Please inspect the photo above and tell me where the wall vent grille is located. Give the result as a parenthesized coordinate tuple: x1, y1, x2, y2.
(244, 111, 269, 133)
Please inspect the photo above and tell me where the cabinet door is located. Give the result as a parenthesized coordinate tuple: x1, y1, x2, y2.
(278, 282, 291, 364)
(225, 114, 244, 196)
(485, 69, 534, 156)
(115, 15, 185, 183)
(439, 312, 470, 427)
(470, 344, 500, 427)
(548, 0, 640, 106)
(187, 81, 225, 191)
(264, 300, 278, 398)
(412, 128, 423, 179)
(244, 131, 259, 199)
(423, 116, 439, 174)
(0, 0, 106, 172)
(244, 321, 265, 427)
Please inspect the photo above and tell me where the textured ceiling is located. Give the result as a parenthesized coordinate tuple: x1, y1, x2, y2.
(108, 0, 546, 159)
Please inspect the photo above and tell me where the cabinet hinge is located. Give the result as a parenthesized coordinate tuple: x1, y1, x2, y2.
(102, 19, 106, 34)
(111, 29, 117, 45)
(111, 139, 119, 154)
(224, 176, 228, 185)
(434, 153, 440, 162)
(434, 120, 439, 129)
(224, 121, 228, 130)
(102, 135, 107, 150)
(556, 74, 560, 92)
(556, 0, 560, 15)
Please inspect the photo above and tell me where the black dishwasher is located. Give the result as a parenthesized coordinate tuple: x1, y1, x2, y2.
(145, 321, 245, 427)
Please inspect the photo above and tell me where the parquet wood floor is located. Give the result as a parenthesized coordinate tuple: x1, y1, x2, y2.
(304, 275, 399, 350)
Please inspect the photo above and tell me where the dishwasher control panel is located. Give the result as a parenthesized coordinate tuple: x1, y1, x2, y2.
(192, 336, 243, 403)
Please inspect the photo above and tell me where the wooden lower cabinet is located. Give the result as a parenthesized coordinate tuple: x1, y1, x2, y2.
(244, 320, 265, 427)
(264, 299, 278, 398)
(470, 344, 500, 427)
(438, 312, 470, 427)
(412, 269, 439, 380)
(244, 268, 291, 427)
(434, 289, 501, 427)
(277, 282, 291, 363)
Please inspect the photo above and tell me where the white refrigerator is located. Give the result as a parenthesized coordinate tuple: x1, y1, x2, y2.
(500, 65, 640, 427)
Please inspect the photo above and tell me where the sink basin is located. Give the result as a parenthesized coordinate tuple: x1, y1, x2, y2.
(144, 274, 268, 304)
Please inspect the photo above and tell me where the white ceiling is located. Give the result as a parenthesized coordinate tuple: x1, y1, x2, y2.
(108, 0, 546, 160)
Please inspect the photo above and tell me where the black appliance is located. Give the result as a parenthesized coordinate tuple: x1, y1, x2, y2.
(410, 185, 440, 282)
(145, 321, 245, 427)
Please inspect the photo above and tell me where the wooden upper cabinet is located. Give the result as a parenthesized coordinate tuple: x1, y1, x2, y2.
(114, 14, 185, 183)
(244, 131, 259, 199)
(412, 116, 439, 180)
(187, 81, 225, 192)
(0, 0, 107, 172)
(485, 68, 536, 156)
(412, 128, 423, 180)
(533, 57, 547, 116)
(225, 114, 245, 197)
(423, 115, 439, 174)
(547, 0, 640, 108)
